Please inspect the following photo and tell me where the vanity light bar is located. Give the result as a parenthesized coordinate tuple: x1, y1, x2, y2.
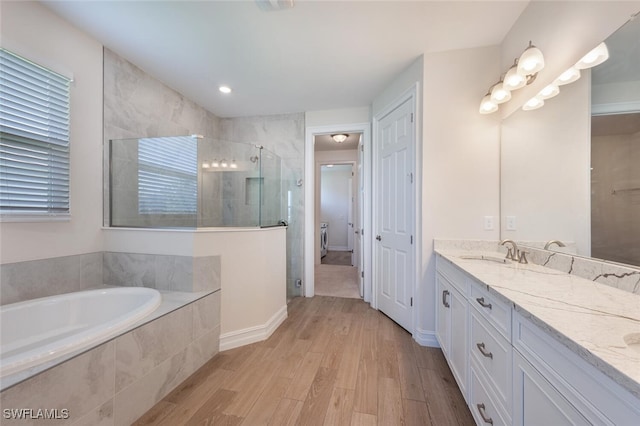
(479, 41, 544, 114)
(522, 42, 608, 112)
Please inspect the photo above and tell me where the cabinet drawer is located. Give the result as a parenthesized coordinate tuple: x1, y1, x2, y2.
(469, 360, 510, 426)
(436, 255, 468, 294)
(470, 308, 512, 412)
(470, 281, 511, 339)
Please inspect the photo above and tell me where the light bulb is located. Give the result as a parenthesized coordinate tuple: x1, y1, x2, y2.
(522, 97, 544, 111)
(490, 82, 512, 104)
(202, 162, 210, 169)
(538, 84, 560, 100)
(575, 42, 609, 69)
(554, 67, 581, 86)
(211, 159, 219, 168)
(219, 85, 231, 94)
(221, 159, 228, 168)
(479, 94, 498, 114)
(504, 65, 526, 90)
(230, 159, 238, 169)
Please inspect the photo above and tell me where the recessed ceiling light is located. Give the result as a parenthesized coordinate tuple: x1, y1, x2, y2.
(219, 86, 232, 94)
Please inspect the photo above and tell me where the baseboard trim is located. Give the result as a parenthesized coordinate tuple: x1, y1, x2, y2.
(327, 246, 350, 252)
(219, 305, 288, 351)
(413, 327, 440, 348)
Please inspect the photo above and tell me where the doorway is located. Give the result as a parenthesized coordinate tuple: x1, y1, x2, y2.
(304, 123, 372, 301)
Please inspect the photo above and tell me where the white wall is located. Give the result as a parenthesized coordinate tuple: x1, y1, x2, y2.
(420, 47, 502, 343)
(305, 107, 370, 127)
(0, 1, 104, 264)
(320, 166, 353, 250)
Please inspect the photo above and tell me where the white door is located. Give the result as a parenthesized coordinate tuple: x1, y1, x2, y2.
(375, 95, 415, 331)
(347, 176, 354, 266)
(357, 138, 364, 297)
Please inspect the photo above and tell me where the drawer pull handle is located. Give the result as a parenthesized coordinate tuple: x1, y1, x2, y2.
(476, 342, 493, 359)
(476, 403, 494, 425)
(476, 297, 492, 310)
(442, 290, 450, 308)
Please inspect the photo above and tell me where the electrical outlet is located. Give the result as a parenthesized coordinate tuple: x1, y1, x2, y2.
(484, 216, 494, 230)
(506, 216, 517, 231)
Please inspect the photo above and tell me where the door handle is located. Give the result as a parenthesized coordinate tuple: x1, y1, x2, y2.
(376, 235, 381, 241)
(476, 297, 492, 310)
(355, 230, 360, 235)
(442, 290, 450, 308)
(476, 342, 493, 359)
(476, 403, 493, 425)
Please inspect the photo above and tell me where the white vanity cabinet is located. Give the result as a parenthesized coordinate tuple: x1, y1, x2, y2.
(435, 256, 469, 399)
(435, 253, 640, 426)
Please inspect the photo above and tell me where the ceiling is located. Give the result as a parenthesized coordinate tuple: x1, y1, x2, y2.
(42, 0, 529, 118)
(592, 13, 640, 85)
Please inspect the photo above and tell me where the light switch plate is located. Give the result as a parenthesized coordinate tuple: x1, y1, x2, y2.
(506, 216, 517, 231)
(484, 216, 494, 230)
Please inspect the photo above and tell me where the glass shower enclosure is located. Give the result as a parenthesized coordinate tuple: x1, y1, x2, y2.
(107, 135, 282, 228)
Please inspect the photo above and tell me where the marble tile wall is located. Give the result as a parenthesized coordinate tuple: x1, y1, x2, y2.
(1, 252, 220, 305)
(0, 253, 103, 305)
(103, 48, 220, 227)
(434, 239, 640, 295)
(0, 291, 221, 426)
(103, 252, 221, 293)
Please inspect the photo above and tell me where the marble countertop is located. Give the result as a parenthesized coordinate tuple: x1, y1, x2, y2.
(435, 249, 640, 399)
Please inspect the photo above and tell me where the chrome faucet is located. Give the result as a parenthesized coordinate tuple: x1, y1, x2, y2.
(500, 239, 519, 261)
(544, 240, 566, 250)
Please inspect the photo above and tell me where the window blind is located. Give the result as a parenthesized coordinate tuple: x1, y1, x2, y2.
(138, 136, 198, 214)
(0, 48, 71, 215)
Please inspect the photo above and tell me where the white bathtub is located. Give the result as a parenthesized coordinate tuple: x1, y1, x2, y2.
(0, 287, 161, 378)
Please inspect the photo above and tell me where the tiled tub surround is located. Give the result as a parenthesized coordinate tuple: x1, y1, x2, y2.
(0, 290, 221, 426)
(434, 239, 640, 295)
(435, 248, 640, 400)
(0, 252, 220, 305)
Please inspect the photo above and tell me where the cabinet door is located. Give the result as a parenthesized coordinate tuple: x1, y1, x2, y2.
(435, 272, 451, 356)
(449, 284, 468, 397)
(513, 351, 589, 426)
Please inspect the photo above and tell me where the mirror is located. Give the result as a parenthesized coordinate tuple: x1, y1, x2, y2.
(500, 15, 640, 267)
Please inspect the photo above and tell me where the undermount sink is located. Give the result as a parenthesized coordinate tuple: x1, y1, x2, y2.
(458, 254, 511, 264)
(623, 333, 640, 353)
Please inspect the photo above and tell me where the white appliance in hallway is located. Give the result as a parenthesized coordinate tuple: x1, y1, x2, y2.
(320, 222, 328, 257)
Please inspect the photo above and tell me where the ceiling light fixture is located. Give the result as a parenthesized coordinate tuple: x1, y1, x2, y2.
(490, 80, 512, 104)
(331, 134, 348, 143)
(211, 159, 220, 168)
(219, 85, 232, 94)
(230, 159, 238, 169)
(221, 159, 228, 168)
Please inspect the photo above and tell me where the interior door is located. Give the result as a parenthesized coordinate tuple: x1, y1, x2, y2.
(375, 95, 415, 332)
(348, 176, 354, 266)
(357, 138, 364, 297)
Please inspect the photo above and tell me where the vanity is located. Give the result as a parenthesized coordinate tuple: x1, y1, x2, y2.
(435, 248, 640, 426)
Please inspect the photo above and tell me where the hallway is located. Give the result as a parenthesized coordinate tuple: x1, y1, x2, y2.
(135, 296, 473, 425)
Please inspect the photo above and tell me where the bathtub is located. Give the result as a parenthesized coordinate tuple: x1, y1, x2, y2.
(0, 287, 161, 378)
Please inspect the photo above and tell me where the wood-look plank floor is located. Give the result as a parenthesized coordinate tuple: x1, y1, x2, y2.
(134, 296, 474, 426)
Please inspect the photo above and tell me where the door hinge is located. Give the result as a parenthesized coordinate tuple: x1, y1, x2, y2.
(409, 172, 413, 183)
(361, 271, 364, 278)
(410, 235, 413, 245)
(410, 297, 413, 307)
(410, 113, 414, 123)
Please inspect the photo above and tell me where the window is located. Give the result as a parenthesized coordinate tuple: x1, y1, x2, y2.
(137, 136, 198, 214)
(0, 48, 71, 218)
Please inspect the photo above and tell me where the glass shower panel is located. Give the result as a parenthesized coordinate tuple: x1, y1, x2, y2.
(259, 147, 282, 227)
(109, 136, 198, 228)
(197, 138, 262, 227)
